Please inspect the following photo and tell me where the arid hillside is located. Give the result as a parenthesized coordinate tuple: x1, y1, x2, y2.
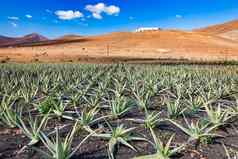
(1, 20, 238, 63)
(194, 20, 238, 41)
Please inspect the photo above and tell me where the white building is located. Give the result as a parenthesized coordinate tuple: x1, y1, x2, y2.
(135, 27, 161, 32)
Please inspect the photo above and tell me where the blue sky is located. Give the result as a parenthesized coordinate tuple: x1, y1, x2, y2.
(1, 0, 238, 38)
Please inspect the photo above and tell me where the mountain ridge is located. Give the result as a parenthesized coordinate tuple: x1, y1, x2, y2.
(0, 33, 48, 47)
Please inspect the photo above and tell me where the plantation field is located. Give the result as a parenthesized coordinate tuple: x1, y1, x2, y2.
(1, 64, 238, 159)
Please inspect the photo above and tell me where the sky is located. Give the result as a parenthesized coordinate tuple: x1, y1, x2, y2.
(1, 0, 238, 38)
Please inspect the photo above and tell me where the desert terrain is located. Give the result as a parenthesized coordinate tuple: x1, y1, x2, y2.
(0, 20, 238, 63)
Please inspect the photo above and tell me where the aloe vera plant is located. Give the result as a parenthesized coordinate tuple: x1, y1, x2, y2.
(37, 96, 55, 115)
(94, 124, 147, 159)
(0, 95, 21, 128)
(166, 98, 186, 119)
(168, 117, 222, 143)
(133, 86, 151, 112)
(204, 104, 233, 126)
(110, 96, 133, 119)
(128, 111, 163, 129)
(185, 95, 204, 115)
(133, 128, 185, 159)
(36, 122, 93, 159)
(76, 107, 107, 133)
(223, 143, 238, 159)
(228, 99, 238, 116)
(51, 100, 68, 119)
(17, 113, 49, 146)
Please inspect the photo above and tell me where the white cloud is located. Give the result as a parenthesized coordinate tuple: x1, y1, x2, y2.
(176, 14, 183, 19)
(25, 14, 32, 19)
(8, 16, 19, 20)
(85, 3, 120, 19)
(55, 10, 84, 20)
(104, 5, 120, 15)
(10, 22, 18, 27)
(92, 13, 102, 19)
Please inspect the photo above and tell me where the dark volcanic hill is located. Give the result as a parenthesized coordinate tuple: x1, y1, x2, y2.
(0, 35, 14, 44)
(0, 33, 48, 47)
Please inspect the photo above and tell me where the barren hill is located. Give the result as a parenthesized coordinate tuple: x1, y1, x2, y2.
(1, 20, 238, 63)
(194, 20, 238, 41)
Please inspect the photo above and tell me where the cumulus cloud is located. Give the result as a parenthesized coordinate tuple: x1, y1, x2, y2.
(8, 16, 19, 20)
(85, 3, 120, 19)
(104, 5, 120, 15)
(92, 13, 103, 19)
(25, 14, 32, 19)
(55, 10, 84, 20)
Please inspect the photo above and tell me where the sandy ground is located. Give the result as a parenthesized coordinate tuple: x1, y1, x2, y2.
(1, 24, 238, 63)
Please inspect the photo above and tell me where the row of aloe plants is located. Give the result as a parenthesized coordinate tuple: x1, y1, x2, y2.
(0, 64, 238, 159)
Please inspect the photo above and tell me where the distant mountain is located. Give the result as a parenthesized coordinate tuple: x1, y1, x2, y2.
(0, 35, 14, 44)
(0, 33, 48, 47)
(22, 33, 48, 42)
